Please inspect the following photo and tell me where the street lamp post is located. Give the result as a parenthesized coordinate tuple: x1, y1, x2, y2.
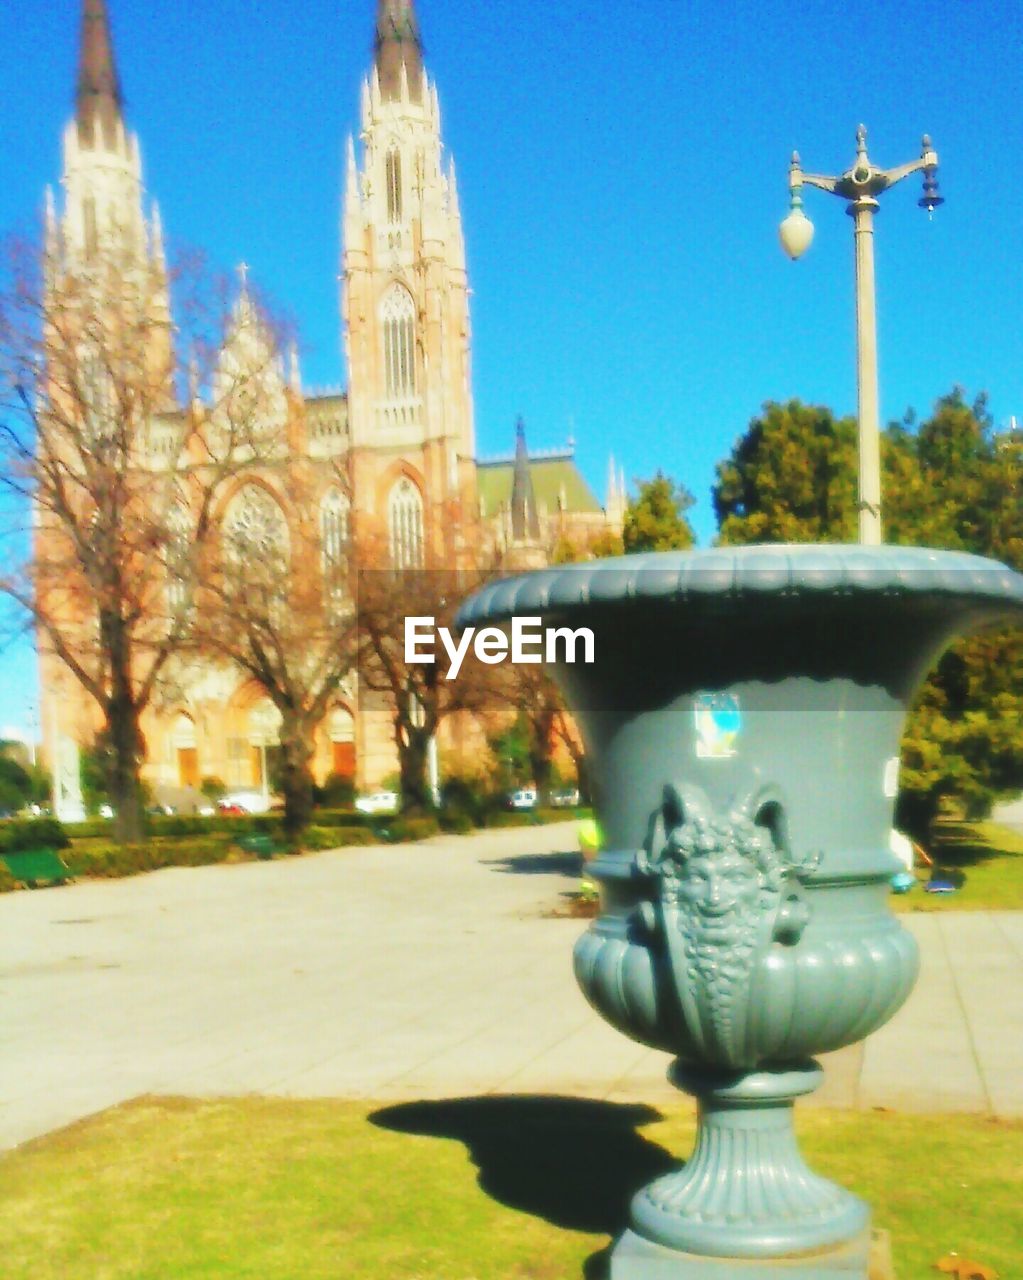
(779, 126, 943, 545)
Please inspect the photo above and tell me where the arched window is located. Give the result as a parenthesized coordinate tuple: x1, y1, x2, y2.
(385, 148, 402, 223)
(321, 488, 350, 608)
(225, 484, 289, 567)
(381, 285, 416, 399)
(321, 489, 350, 569)
(166, 502, 192, 616)
(83, 195, 98, 258)
(79, 347, 114, 447)
(388, 477, 424, 569)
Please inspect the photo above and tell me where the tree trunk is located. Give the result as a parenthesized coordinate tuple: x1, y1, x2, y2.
(102, 610, 145, 844)
(526, 703, 558, 805)
(279, 715, 316, 842)
(556, 714, 590, 803)
(397, 723, 431, 813)
(107, 702, 145, 845)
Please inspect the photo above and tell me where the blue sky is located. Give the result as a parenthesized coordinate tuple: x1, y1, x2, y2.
(1, 0, 1021, 738)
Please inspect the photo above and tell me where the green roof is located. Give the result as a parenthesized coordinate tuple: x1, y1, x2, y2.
(477, 455, 602, 517)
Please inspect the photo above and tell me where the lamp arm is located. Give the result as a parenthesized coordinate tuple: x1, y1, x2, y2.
(799, 173, 840, 194)
(880, 158, 927, 189)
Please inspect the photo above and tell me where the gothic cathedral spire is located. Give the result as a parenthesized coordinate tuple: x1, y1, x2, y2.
(76, 0, 124, 150)
(374, 0, 424, 102)
(53, 0, 167, 320)
(343, 0, 476, 564)
(511, 418, 541, 542)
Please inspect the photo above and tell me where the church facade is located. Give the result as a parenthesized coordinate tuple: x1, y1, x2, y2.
(38, 0, 624, 806)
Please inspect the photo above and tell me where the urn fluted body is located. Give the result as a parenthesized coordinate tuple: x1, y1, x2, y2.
(459, 545, 1023, 1276)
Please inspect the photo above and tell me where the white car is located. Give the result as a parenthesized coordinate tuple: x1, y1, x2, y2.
(549, 788, 581, 809)
(355, 791, 400, 815)
(507, 788, 538, 810)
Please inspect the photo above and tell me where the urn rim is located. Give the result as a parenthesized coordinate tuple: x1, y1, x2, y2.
(457, 543, 1023, 628)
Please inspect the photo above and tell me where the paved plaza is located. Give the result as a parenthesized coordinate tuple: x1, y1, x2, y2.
(1, 820, 1021, 1151)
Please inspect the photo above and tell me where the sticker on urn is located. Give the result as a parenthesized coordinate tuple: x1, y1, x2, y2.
(693, 693, 741, 758)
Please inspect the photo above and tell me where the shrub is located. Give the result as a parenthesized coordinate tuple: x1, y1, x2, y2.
(484, 811, 541, 829)
(380, 815, 440, 843)
(440, 776, 486, 825)
(200, 776, 226, 801)
(299, 825, 379, 851)
(151, 815, 213, 837)
(439, 811, 475, 835)
(0, 816, 70, 852)
(0, 863, 17, 893)
(64, 835, 234, 879)
(297, 808, 372, 829)
(62, 817, 114, 839)
(319, 773, 356, 809)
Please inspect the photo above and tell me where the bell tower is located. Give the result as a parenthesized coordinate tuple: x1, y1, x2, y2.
(47, 0, 169, 350)
(342, 0, 476, 560)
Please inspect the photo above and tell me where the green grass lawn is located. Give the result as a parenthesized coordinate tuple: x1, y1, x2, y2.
(0, 1096, 1018, 1278)
(892, 819, 1023, 912)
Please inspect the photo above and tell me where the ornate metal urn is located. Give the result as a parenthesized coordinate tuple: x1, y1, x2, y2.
(459, 545, 1023, 1277)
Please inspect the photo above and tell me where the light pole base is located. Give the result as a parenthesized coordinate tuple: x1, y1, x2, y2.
(610, 1226, 895, 1279)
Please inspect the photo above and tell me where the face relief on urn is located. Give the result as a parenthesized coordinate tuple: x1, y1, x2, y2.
(458, 546, 1023, 1277)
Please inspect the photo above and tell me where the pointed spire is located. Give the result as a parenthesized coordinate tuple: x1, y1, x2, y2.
(44, 187, 59, 252)
(76, 0, 124, 150)
(150, 200, 166, 271)
(288, 342, 302, 394)
(188, 349, 201, 406)
(510, 417, 541, 542)
(43, 187, 60, 289)
(374, 0, 423, 104)
(233, 262, 257, 331)
(345, 135, 359, 201)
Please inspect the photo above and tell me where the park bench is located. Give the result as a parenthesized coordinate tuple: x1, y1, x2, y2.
(235, 833, 282, 860)
(1, 847, 72, 887)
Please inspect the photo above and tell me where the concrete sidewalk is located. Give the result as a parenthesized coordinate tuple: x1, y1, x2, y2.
(1, 821, 1020, 1151)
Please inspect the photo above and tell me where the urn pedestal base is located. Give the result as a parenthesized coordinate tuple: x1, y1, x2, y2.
(610, 1227, 896, 1280)
(629, 1062, 868, 1263)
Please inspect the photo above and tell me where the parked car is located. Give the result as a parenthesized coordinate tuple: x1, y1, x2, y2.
(218, 791, 271, 815)
(549, 788, 581, 809)
(507, 787, 538, 810)
(354, 791, 400, 815)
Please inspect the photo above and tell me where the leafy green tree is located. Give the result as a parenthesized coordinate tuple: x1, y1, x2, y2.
(714, 389, 1023, 841)
(0, 755, 30, 814)
(623, 472, 696, 552)
(488, 717, 531, 790)
(714, 400, 858, 545)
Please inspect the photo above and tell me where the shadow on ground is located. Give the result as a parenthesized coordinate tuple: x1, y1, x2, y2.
(934, 823, 1003, 869)
(370, 1095, 677, 1279)
(483, 851, 583, 876)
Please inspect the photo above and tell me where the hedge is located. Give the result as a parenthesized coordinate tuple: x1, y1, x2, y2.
(0, 817, 70, 852)
(300, 826, 379, 851)
(63, 835, 235, 879)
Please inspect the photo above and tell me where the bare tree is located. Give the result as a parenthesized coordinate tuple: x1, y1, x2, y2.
(0, 233, 277, 842)
(192, 455, 359, 840)
(356, 544, 495, 811)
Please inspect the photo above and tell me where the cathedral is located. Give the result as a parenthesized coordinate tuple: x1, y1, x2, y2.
(38, 0, 625, 807)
